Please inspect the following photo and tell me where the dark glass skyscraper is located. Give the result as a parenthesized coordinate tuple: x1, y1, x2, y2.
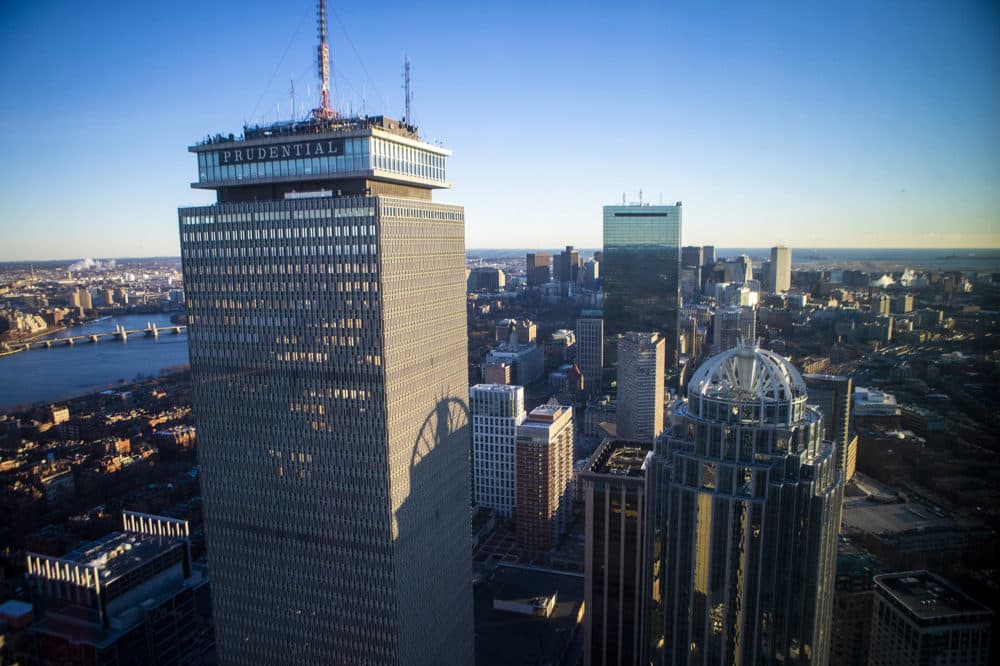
(602, 203, 682, 366)
(179, 112, 473, 664)
(645, 343, 843, 665)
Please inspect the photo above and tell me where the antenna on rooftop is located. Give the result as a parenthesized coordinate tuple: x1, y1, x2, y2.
(402, 55, 412, 124)
(639, 189, 643, 205)
(312, 0, 337, 120)
(290, 79, 296, 121)
(622, 192, 625, 205)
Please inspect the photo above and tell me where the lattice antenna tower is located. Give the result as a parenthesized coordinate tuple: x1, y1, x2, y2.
(312, 0, 337, 120)
(403, 55, 412, 124)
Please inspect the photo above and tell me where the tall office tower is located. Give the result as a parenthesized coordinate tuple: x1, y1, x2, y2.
(723, 254, 753, 283)
(178, 16, 473, 660)
(26, 512, 213, 666)
(702, 245, 715, 266)
(645, 343, 843, 665)
(575, 312, 604, 398)
(555, 245, 582, 283)
(681, 245, 703, 269)
(581, 258, 600, 290)
(515, 404, 574, 560)
(870, 571, 992, 666)
(470, 384, 526, 519)
(680, 315, 702, 358)
(467, 266, 505, 292)
(803, 373, 853, 479)
(680, 266, 702, 303)
(829, 543, 880, 666)
(769, 245, 791, 292)
(616, 332, 665, 443)
(526, 252, 551, 287)
(581, 439, 651, 666)
(603, 203, 682, 366)
(711, 305, 757, 353)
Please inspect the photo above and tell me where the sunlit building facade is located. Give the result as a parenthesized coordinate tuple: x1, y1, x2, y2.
(470, 383, 525, 519)
(645, 343, 843, 665)
(179, 115, 473, 665)
(602, 203, 682, 366)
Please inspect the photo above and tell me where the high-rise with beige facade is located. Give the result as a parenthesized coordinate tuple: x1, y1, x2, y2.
(179, 113, 473, 665)
(616, 332, 665, 443)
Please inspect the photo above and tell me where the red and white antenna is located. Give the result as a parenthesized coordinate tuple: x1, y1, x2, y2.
(312, 0, 337, 120)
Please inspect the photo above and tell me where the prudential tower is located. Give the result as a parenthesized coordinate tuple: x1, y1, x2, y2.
(177, 2, 474, 663)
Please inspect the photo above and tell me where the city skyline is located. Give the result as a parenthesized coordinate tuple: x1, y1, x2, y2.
(2, 0, 999, 261)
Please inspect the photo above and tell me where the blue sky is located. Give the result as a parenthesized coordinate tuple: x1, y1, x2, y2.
(0, 0, 997, 260)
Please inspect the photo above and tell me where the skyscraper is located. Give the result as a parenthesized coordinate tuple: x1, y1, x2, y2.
(515, 404, 574, 561)
(616, 332, 665, 443)
(582, 439, 651, 666)
(803, 373, 853, 479)
(681, 245, 703, 269)
(870, 571, 992, 666)
(178, 14, 473, 661)
(470, 384, 525, 519)
(575, 312, 604, 398)
(645, 343, 843, 665)
(526, 252, 551, 287)
(555, 245, 582, 283)
(770, 245, 792, 292)
(603, 203, 682, 366)
(711, 305, 757, 353)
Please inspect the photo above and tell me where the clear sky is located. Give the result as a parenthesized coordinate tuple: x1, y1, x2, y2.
(0, 0, 997, 260)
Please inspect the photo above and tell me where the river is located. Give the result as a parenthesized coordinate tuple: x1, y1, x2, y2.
(0, 313, 190, 411)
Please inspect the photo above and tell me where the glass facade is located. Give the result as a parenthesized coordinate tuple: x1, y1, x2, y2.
(582, 441, 650, 666)
(602, 204, 681, 366)
(645, 345, 843, 665)
(195, 135, 447, 186)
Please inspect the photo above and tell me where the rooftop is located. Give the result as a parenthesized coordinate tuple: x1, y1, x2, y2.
(33, 532, 184, 586)
(689, 342, 807, 405)
(470, 383, 523, 396)
(474, 564, 583, 666)
(842, 500, 956, 537)
(585, 439, 651, 478)
(192, 114, 423, 150)
(854, 387, 898, 405)
(876, 571, 992, 620)
(523, 404, 569, 423)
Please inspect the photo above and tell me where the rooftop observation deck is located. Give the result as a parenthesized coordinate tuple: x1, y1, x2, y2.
(187, 114, 451, 196)
(192, 114, 423, 149)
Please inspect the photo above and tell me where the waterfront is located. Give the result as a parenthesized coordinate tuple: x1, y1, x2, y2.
(0, 313, 189, 411)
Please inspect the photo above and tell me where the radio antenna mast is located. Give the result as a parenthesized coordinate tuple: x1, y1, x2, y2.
(312, 0, 337, 120)
(403, 55, 412, 124)
(290, 79, 296, 120)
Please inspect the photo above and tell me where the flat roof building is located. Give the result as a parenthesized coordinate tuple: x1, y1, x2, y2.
(616, 332, 664, 443)
(870, 571, 992, 666)
(26, 512, 212, 666)
(581, 439, 651, 666)
(471, 384, 526, 519)
(516, 405, 575, 561)
(603, 203, 682, 367)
